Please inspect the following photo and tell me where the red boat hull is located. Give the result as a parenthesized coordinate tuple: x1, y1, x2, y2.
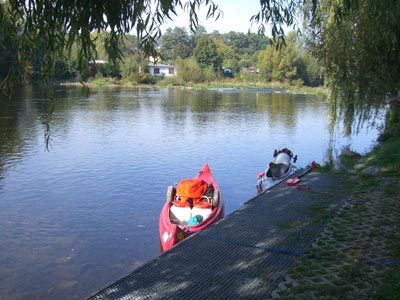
(159, 164, 224, 252)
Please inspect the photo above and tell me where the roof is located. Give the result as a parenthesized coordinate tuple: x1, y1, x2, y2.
(147, 64, 176, 68)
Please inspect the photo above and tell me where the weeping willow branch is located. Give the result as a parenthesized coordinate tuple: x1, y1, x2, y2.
(40, 100, 55, 152)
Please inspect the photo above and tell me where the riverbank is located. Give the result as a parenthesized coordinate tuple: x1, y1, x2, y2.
(86, 139, 399, 300)
(271, 138, 400, 299)
(88, 169, 346, 300)
(57, 78, 329, 96)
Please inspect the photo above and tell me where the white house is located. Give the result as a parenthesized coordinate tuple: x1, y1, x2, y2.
(147, 64, 177, 77)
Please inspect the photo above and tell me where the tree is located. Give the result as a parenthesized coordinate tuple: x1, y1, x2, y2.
(120, 54, 148, 84)
(214, 39, 237, 70)
(305, 0, 400, 135)
(175, 58, 204, 83)
(258, 32, 299, 83)
(222, 32, 249, 56)
(221, 31, 259, 58)
(193, 35, 222, 72)
(296, 50, 323, 87)
(190, 25, 208, 46)
(160, 27, 192, 61)
(247, 33, 269, 53)
(216, 31, 269, 73)
(119, 34, 140, 57)
(0, 4, 18, 81)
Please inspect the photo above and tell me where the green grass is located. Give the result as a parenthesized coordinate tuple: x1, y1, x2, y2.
(282, 138, 400, 299)
(88, 77, 120, 86)
(182, 80, 329, 95)
(383, 182, 399, 196)
(338, 152, 362, 168)
(66, 77, 330, 96)
(344, 139, 400, 298)
(370, 245, 400, 300)
(364, 137, 400, 176)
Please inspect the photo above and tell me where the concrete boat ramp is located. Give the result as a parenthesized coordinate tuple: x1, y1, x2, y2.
(88, 170, 343, 300)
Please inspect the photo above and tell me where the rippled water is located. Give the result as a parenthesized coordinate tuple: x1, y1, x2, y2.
(0, 86, 381, 300)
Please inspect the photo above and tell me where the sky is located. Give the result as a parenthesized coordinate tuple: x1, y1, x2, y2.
(161, 0, 263, 34)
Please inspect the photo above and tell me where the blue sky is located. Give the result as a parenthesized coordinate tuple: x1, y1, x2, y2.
(161, 0, 263, 34)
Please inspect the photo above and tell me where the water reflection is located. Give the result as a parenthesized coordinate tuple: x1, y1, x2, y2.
(0, 86, 381, 300)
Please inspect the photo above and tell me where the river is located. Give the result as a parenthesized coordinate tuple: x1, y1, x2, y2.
(0, 85, 381, 300)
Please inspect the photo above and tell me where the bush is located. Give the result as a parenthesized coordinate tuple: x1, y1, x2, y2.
(240, 71, 259, 83)
(176, 58, 204, 83)
(202, 66, 217, 82)
(52, 59, 77, 80)
(120, 55, 148, 84)
(158, 76, 185, 87)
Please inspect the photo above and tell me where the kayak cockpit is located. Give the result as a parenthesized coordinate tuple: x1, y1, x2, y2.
(169, 205, 212, 225)
(167, 182, 220, 226)
(257, 148, 298, 193)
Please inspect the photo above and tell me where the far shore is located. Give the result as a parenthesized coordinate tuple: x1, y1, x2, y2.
(55, 78, 329, 96)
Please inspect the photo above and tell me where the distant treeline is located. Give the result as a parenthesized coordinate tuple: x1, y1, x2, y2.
(0, 22, 322, 87)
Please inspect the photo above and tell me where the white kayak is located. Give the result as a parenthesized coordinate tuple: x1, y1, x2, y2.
(256, 148, 298, 193)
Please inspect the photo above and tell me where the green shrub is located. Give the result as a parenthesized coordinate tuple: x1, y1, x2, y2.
(202, 66, 217, 82)
(176, 58, 204, 83)
(158, 76, 185, 87)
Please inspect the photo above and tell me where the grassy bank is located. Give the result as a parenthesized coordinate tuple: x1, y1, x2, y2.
(60, 77, 329, 96)
(272, 137, 400, 299)
(173, 81, 328, 96)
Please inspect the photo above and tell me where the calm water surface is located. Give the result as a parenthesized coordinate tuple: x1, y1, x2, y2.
(0, 86, 381, 300)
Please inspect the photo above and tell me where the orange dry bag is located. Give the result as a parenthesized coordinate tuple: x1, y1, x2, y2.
(176, 179, 208, 205)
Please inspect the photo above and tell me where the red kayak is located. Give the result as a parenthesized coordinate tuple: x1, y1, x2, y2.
(159, 164, 224, 252)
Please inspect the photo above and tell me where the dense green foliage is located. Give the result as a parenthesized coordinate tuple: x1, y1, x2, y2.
(258, 32, 299, 83)
(0, 5, 16, 81)
(193, 35, 222, 71)
(160, 27, 194, 60)
(367, 136, 400, 177)
(305, 0, 400, 134)
(160, 28, 270, 75)
(308, 0, 399, 100)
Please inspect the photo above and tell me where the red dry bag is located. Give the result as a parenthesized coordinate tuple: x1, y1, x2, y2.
(176, 179, 208, 204)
